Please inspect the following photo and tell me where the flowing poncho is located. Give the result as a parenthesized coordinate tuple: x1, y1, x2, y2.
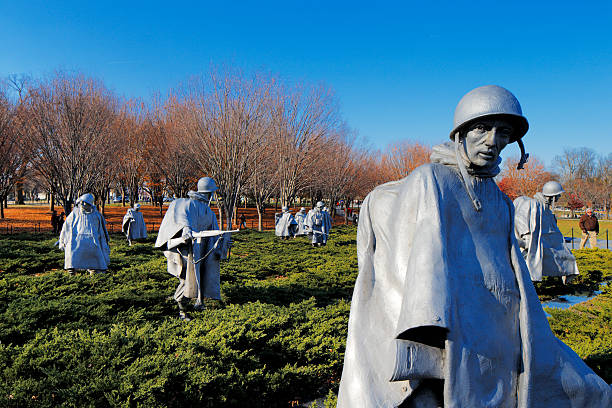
(122, 209, 148, 240)
(305, 209, 325, 244)
(275, 212, 298, 237)
(155, 197, 225, 300)
(294, 211, 308, 235)
(337, 143, 611, 407)
(514, 193, 579, 281)
(59, 205, 110, 270)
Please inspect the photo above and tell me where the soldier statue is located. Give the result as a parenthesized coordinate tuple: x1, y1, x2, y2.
(337, 85, 611, 407)
(155, 177, 231, 321)
(514, 181, 579, 283)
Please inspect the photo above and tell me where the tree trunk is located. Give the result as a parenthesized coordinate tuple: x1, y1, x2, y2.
(257, 205, 263, 231)
(224, 205, 233, 230)
(50, 193, 55, 212)
(0, 196, 4, 219)
(100, 188, 107, 216)
(17, 185, 25, 205)
(63, 198, 73, 217)
(344, 197, 351, 225)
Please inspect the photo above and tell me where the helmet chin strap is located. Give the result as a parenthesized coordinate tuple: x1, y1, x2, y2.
(454, 132, 482, 212)
(517, 139, 529, 169)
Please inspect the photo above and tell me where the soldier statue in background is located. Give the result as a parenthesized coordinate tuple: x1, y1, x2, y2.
(155, 177, 232, 321)
(275, 206, 298, 239)
(305, 201, 326, 247)
(122, 203, 148, 246)
(59, 193, 110, 275)
(514, 181, 579, 283)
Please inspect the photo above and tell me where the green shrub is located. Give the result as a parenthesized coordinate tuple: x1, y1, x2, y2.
(0, 227, 357, 407)
(0, 225, 610, 406)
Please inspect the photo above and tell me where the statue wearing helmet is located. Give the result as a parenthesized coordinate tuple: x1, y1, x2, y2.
(514, 181, 579, 282)
(337, 86, 611, 407)
(155, 177, 231, 321)
(294, 207, 308, 236)
(305, 201, 326, 247)
(275, 205, 298, 239)
(59, 193, 110, 274)
(322, 206, 332, 243)
(122, 203, 147, 246)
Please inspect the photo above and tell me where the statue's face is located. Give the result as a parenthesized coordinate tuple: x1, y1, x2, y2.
(80, 202, 93, 213)
(464, 119, 513, 167)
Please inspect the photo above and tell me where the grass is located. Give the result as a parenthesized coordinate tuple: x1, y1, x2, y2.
(0, 226, 610, 407)
(0, 227, 357, 407)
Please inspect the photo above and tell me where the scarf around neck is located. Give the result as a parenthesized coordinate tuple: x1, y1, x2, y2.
(430, 141, 501, 178)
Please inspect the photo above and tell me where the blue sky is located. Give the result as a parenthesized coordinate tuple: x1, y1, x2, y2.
(1, 1, 610, 166)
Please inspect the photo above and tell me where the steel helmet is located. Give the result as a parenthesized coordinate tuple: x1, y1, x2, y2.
(300, 207, 306, 212)
(450, 85, 529, 143)
(134, 203, 141, 210)
(316, 201, 324, 208)
(76, 193, 95, 207)
(282, 205, 289, 211)
(197, 177, 218, 193)
(542, 181, 564, 197)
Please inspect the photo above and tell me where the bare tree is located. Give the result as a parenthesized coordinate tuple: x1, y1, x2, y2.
(553, 147, 598, 182)
(114, 99, 149, 207)
(319, 128, 363, 218)
(0, 84, 25, 218)
(24, 72, 116, 214)
(175, 67, 273, 229)
(271, 82, 340, 207)
(244, 132, 278, 230)
(380, 140, 431, 181)
(152, 98, 197, 200)
(497, 155, 555, 201)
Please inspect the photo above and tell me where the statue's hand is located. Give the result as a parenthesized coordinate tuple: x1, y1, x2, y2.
(181, 227, 193, 241)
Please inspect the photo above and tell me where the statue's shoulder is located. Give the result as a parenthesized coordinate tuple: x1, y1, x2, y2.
(514, 195, 535, 207)
(368, 163, 442, 200)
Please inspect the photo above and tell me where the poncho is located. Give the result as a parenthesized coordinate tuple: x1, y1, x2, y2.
(155, 196, 226, 300)
(122, 209, 147, 240)
(59, 205, 110, 270)
(305, 209, 325, 244)
(275, 212, 298, 237)
(294, 211, 308, 235)
(337, 143, 611, 407)
(322, 210, 332, 238)
(514, 193, 579, 281)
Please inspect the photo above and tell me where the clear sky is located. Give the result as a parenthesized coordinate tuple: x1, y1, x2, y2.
(1, 1, 610, 166)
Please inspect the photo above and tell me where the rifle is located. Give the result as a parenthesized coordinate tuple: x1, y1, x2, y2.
(168, 229, 240, 263)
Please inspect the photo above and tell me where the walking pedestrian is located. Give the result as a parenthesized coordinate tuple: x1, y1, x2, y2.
(579, 207, 599, 249)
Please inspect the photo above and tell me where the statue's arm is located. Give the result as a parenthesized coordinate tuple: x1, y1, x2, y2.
(396, 326, 448, 349)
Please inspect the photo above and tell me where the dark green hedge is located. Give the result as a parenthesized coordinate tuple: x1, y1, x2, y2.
(0, 228, 610, 407)
(0, 227, 356, 407)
